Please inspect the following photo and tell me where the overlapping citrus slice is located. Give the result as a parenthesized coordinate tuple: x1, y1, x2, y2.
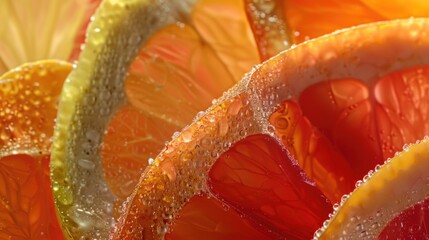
(0, 60, 71, 239)
(48, 0, 429, 239)
(110, 18, 429, 239)
(317, 137, 429, 239)
(50, 0, 259, 238)
(244, 0, 429, 60)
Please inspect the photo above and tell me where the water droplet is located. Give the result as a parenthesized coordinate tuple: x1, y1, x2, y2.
(78, 159, 95, 170)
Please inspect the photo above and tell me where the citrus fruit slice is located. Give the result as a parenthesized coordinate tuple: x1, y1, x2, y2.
(0, 0, 98, 75)
(244, 0, 429, 60)
(244, 0, 292, 61)
(0, 60, 71, 239)
(50, 0, 258, 238)
(102, 0, 259, 200)
(111, 18, 429, 239)
(316, 137, 429, 239)
(282, 0, 429, 43)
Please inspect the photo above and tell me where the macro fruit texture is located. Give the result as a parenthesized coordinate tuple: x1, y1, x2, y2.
(111, 18, 429, 239)
(0, 61, 72, 239)
(2, 0, 429, 239)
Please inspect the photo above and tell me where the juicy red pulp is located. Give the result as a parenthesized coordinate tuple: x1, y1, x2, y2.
(167, 134, 331, 239)
(166, 66, 429, 239)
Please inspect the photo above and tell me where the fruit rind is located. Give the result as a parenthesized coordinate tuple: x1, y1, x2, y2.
(50, 0, 196, 239)
(316, 137, 429, 239)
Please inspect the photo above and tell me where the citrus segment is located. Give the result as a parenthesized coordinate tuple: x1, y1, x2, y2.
(317, 137, 429, 239)
(208, 134, 331, 239)
(112, 19, 429, 239)
(374, 66, 429, 158)
(0, 0, 94, 74)
(102, 104, 179, 199)
(379, 198, 429, 239)
(1, 61, 71, 155)
(166, 195, 276, 239)
(102, 0, 258, 200)
(125, 23, 237, 127)
(112, 94, 261, 239)
(0, 154, 63, 239)
(287, 66, 429, 201)
(191, 0, 259, 81)
(269, 100, 354, 203)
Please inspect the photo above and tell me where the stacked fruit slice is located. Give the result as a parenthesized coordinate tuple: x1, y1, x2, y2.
(2, 0, 429, 239)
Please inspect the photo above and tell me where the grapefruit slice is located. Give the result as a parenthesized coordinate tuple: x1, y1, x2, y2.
(111, 18, 429, 239)
(0, 60, 71, 239)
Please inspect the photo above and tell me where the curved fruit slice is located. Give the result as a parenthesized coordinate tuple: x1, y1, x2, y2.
(282, 0, 429, 44)
(245, 0, 429, 60)
(49, 0, 204, 239)
(1, 60, 71, 155)
(0, 60, 71, 239)
(244, 0, 293, 61)
(51, 0, 260, 238)
(112, 19, 429, 239)
(316, 137, 429, 239)
(0, 0, 96, 74)
(102, 0, 259, 200)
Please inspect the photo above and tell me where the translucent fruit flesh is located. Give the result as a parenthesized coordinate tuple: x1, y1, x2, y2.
(50, 0, 260, 238)
(0, 154, 63, 239)
(101, 0, 259, 200)
(113, 19, 429, 239)
(318, 137, 429, 238)
(0, 60, 71, 239)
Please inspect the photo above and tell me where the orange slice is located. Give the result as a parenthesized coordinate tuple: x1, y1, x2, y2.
(0, 60, 71, 239)
(112, 18, 429, 239)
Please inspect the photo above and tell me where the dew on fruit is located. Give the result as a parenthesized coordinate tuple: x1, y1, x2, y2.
(78, 159, 95, 170)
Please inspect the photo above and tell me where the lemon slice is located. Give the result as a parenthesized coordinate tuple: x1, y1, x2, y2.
(50, 0, 197, 239)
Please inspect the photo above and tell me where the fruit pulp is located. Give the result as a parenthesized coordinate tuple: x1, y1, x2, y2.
(0, 154, 63, 239)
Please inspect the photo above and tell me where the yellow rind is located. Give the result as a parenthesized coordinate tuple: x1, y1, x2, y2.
(50, 0, 196, 239)
(317, 138, 429, 239)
